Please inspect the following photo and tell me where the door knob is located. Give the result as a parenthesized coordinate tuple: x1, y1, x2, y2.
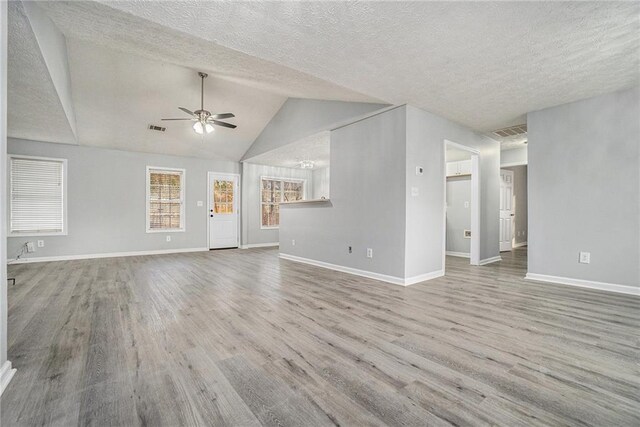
(511, 213, 515, 216)
(210, 214, 214, 217)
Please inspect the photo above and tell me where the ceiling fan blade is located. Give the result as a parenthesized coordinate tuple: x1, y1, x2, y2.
(161, 118, 194, 121)
(210, 120, 237, 129)
(178, 107, 196, 116)
(209, 113, 235, 120)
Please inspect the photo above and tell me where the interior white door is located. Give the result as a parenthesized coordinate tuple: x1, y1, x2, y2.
(499, 169, 514, 252)
(209, 173, 239, 249)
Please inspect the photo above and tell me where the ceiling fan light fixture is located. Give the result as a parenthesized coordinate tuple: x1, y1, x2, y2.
(193, 121, 204, 134)
(162, 72, 237, 133)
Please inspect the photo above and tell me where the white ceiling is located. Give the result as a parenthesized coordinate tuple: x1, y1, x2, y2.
(66, 39, 286, 161)
(104, 0, 640, 132)
(248, 131, 330, 169)
(7, 1, 380, 160)
(8, 1, 639, 158)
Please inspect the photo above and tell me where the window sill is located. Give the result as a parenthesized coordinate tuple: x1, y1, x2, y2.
(146, 229, 185, 233)
(260, 226, 279, 230)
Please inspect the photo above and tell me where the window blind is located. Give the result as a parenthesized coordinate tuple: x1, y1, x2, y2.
(10, 157, 65, 235)
(147, 168, 184, 231)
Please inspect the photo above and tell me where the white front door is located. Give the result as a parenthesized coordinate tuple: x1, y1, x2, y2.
(499, 169, 514, 252)
(208, 173, 239, 249)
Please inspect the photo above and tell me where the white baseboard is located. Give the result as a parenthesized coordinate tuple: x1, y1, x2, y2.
(446, 251, 470, 258)
(0, 361, 16, 396)
(479, 256, 502, 265)
(7, 247, 209, 264)
(405, 269, 445, 285)
(525, 273, 640, 296)
(279, 253, 443, 286)
(240, 242, 279, 249)
(513, 241, 528, 248)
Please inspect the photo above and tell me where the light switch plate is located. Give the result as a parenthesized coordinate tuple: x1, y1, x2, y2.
(166, 236, 171, 242)
(464, 201, 469, 208)
(37, 240, 45, 248)
(197, 201, 203, 207)
(411, 187, 419, 196)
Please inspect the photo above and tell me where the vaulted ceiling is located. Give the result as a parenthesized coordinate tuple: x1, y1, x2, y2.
(7, 1, 639, 160)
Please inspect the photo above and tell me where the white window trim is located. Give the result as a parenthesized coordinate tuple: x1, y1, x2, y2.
(8, 154, 68, 237)
(146, 166, 186, 233)
(259, 176, 306, 230)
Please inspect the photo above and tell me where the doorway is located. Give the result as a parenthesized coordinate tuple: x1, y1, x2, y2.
(443, 140, 480, 267)
(499, 169, 514, 251)
(208, 172, 240, 249)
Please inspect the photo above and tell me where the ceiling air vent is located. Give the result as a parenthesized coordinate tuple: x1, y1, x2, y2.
(492, 124, 527, 138)
(148, 124, 166, 132)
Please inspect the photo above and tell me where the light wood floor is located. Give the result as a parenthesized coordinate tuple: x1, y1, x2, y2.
(2, 247, 639, 426)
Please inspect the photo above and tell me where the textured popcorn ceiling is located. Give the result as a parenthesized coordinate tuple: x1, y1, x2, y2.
(104, 0, 640, 132)
(248, 131, 330, 169)
(64, 39, 291, 161)
(7, 1, 76, 145)
(35, 1, 378, 104)
(10, 1, 639, 158)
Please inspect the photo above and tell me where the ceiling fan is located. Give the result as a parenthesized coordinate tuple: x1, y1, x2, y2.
(162, 72, 237, 134)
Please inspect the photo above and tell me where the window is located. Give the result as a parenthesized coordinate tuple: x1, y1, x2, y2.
(146, 167, 185, 232)
(9, 155, 67, 236)
(261, 177, 304, 228)
(213, 179, 234, 214)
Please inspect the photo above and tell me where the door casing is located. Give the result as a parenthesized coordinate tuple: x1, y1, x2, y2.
(207, 172, 241, 249)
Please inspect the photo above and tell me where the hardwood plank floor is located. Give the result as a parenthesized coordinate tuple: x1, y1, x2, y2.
(2, 247, 639, 426)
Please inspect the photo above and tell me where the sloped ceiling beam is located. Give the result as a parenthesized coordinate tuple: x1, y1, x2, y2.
(21, 1, 77, 140)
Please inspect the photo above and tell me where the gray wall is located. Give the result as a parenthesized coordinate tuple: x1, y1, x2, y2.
(503, 165, 527, 245)
(280, 104, 501, 281)
(7, 138, 240, 259)
(528, 87, 639, 287)
(446, 177, 471, 254)
(241, 162, 312, 246)
(243, 98, 388, 160)
(312, 167, 330, 199)
(501, 146, 527, 166)
(280, 106, 408, 278)
(404, 105, 501, 277)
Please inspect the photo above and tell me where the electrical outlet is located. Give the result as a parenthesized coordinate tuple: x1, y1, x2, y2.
(348, 246, 352, 254)
(366, 248, 373, 258)
(37, 240, 45, 248)
(464, 230, 471, 238)
(579, 252, 590, 264)
(26, 242, 35, 253)
(292, 239, 296, 246)
(166, 236, 171, 242)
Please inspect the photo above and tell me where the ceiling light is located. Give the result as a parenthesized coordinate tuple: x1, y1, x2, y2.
(300, 160, 315, 169)
(205, 123, 214, 134)
(193, 121, 204, 134)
